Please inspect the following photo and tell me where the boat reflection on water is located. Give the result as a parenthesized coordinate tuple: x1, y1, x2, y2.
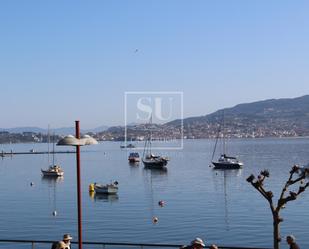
(129, 161, 140, 167)
(41, 175, 63, 217)
(41, 175, 64, 184)
(142, 167, 168, 186)
(212, 168, 242, 177)
(211, 168, 242, 231)
(142, 164, 168, 223)
(143, 167, 168, 175)
(89, 191, 119, 203)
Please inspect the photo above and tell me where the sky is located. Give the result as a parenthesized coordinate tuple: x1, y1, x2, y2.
(0, 1, 309, 129)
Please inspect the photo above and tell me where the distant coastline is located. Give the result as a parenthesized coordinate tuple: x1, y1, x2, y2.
(2, 95, 309, 144)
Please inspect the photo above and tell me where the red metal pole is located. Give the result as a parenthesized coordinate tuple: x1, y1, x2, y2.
(75, 120, 82, 249)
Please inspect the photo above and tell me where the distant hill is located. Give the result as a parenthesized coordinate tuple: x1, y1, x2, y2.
(88, 125, 109, 133)
(174, 95, 309, 123)
(0, 127, 46, 133)
(0, 125, 109, 135)
(167, 95, 309, 138)
(209, 94, 309, 120)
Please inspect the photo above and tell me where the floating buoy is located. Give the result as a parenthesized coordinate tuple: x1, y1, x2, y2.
(158, 200, 165, 207)
(89, 183, 95, 192)
(30, 182, 34, 186)
(52, 210, 57, 216)
(152, 217, 158, 223)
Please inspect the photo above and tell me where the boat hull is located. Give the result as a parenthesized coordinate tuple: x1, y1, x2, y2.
(94, 184, 118, 195)
(41, 169, 64, 177)
(212, 161, 243, 170)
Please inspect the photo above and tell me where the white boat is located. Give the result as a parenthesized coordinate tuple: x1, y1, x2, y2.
(41, 129, 64, 177)
(94, 181, 118, 195)
(41, 165, 64, 177)
(211, 111, 243, 170)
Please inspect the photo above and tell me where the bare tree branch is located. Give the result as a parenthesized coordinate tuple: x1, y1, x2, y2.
(247, 166, 309, 249)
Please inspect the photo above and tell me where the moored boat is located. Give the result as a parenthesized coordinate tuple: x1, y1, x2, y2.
(142, 154, 169, 169)
(120, 143, 135, 149)
(211, 110, 243, 170)
(128, 152, 140, 163)
(42, 129, 64, 177)
(92, 181, 119, 195)
(41, 165, 64, 177)
(142, 116, 169, 169)
(212, 154, 243, 169)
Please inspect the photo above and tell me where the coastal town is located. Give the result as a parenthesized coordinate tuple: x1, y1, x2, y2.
(0, 121, 304, 145)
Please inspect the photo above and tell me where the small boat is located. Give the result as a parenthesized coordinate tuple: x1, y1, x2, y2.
(128, 152, 140, 163)
(41, 165, 64, 177)
(120, 143, 135, 149)
(93, 181, 119, 195)
(211, 110, 243, 170)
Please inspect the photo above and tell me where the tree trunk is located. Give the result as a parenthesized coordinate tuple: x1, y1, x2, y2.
(273, 212, 280, 249)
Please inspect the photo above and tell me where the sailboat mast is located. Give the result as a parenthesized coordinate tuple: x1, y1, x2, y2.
(211, 125, 221, 161)
(52, 132, 55, 166)
(143, 114, 152, 158)
(149, 127, 152, 155)
(47, 125, 50, 166)
(223, 110, 226, 155)
(148, 114, 152, 155)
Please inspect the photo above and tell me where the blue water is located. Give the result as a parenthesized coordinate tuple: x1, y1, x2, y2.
(0, 138, 309, 249)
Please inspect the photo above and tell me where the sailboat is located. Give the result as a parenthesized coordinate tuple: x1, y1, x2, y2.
(211, 111, 243, 170)
(142, 117, 169, 169)
(41, 131, 64, 177)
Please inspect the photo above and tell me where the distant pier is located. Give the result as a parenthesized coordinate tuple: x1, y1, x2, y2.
(0, 150, 75, 157)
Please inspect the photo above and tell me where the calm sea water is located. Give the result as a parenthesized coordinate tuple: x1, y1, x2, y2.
(0, 138, 309, 249)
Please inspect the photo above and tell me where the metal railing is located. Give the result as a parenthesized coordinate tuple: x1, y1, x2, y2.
(0, 239, 271, 249)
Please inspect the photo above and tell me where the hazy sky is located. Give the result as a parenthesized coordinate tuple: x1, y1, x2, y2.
(1, 1, 309, 128)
